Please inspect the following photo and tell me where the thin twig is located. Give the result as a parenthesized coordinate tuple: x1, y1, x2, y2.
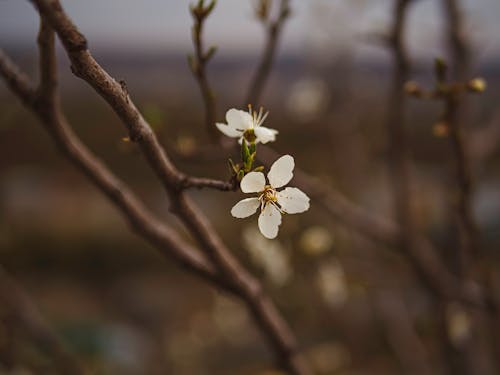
(385, 0, 415, 257)
(443, 93, 479, 263)
(189, 0, 218, 139)
(246, 0, 291, 105)
(180, 174, 237, 191)
(442, 0, 470, 81)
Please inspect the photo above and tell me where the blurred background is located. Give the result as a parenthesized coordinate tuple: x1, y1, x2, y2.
(1, 0, 500, 374)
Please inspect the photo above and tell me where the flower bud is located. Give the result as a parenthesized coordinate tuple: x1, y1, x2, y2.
(467, 78, 487, 93)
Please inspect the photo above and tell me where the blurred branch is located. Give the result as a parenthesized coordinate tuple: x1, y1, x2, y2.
(0, 265, 86, 374)
(385, 0, 418, 278)
(372, 290, 432, 375)
(469, 112, 500, 164)
(442, 0, 478, 261)
(442, 0, 470, 81)
(5, 2, 313, 374)
(246, 0, 291, 105)
(188, 0, 218, 139)
(442, 87, 479, 263)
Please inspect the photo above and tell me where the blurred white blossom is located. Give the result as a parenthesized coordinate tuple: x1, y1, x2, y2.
(307, 341, 351, 373)
(299, 226, 333, 255)
(446, 303, 471, 347)
(212, 294, 254, 345)
(286, 79, 330, 122)
(317, 259, 348, 308)
(243, 226, 293, 287)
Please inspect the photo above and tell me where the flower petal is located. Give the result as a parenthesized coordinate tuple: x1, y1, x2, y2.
(267, 155, 294, 188)
(216, 123, 242, 138)
(258, 203, 282, 239)
(226, 109, 253, 130)
(231, 198, 260, 218)
(277, 187, 310, 214)
(240, 172, 266, 193)
(254, 126, 278, 144)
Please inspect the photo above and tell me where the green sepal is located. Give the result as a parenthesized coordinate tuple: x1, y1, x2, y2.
(237, 170, 245, 181)
(249, 142, 256, 154)
(241, 139, 251, 164)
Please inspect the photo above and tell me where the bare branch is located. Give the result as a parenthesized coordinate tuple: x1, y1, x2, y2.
(443, 92, 479, 264)
(180, 175, 237, 191)
(442, 0, 470, 81)
(0, 51, 36, 106)
(20, 2, 312, 373)
(246, 0, 291, 105)
(37, 17, 57, 101)
(189, 0, 218, 139)
(385, 0, 414, 254)
(0, 41, 224, 293)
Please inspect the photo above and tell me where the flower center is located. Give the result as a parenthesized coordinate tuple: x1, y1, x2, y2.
(260, 185, 277, 204)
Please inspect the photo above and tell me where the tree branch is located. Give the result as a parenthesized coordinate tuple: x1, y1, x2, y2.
(0, 31, 226, 294)
(21, 2, 313, 373)
(188, 0, 218, 139)
(246, 0, 291, 105)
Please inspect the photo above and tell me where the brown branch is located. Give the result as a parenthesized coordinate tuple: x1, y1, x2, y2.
(372, 290, 432, 375)
(1, 26, 225, 294)
(0, 51, 35, 106)
(441, 0, 478, 261)
(469, 111, 500, 164)
(443, 93, 479, 264)
(386, 0, 414, 255)
(0, 266, 87, 374)
(442, 0, 470, 81)
(189, 0, 217, 139)
(180, 174, 237, 191)
(246, 0, 291, 105)
(23, 2, 312, 373)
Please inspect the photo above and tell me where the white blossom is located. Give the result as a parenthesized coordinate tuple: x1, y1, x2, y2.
(216, 107, 278, 144)
(231, 155, 310, 239)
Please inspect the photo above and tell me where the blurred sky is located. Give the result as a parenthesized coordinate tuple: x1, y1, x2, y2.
(1, 0, 500, 61)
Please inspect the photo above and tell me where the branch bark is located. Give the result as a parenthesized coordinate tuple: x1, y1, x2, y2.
(7, 2, 313, 373)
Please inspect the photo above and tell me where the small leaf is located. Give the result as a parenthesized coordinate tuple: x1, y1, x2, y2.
(206, 0, 216, 15)
(205, 45, 217, 61)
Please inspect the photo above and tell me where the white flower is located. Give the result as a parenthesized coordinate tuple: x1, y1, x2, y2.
(216, 106, 278, 144)
(231, 155, 310, 239)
